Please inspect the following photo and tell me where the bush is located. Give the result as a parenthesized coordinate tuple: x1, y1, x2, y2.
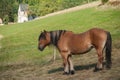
(14, 14, 18, 22)
(3, 15, 9, 24)
(28, 0, 98, 17)
(0, 0, 99, 23)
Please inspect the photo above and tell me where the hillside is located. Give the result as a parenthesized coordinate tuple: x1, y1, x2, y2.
(0, 5, 120, 80)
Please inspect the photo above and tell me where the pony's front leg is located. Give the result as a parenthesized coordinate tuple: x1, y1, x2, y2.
(61, 52, 75, 75)
(60, 52, 70, 75)
(68, 55, 75, 74)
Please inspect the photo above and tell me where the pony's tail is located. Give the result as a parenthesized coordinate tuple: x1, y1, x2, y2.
(105, 32, 112, 69)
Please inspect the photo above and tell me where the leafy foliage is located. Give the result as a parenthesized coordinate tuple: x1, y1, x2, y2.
(0, 0, 98, 23)
(3, 15, 9, 24)
(0, 0, 19, 23)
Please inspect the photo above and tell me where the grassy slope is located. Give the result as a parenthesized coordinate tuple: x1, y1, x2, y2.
(0, 7, 120, 80)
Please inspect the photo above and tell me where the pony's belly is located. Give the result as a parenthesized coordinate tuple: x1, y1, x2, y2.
(71, 46, 93, 54)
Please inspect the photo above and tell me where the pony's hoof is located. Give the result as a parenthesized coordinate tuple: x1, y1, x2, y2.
(93, 67, 102, 72)
(106, 65, 111, 70)
(106, 66, 111, 70)
(70, 70, 75, 75)
(63, 72, 69, 75)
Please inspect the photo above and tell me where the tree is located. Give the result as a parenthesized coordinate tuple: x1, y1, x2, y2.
(0, 0, 18, 22)
(0, 0, 98, 23)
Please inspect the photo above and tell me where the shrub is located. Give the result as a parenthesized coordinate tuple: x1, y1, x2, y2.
(14, 14, 18, 22)
(3, 15, 9, 24)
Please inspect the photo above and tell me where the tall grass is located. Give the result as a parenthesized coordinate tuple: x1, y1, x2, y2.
(0, 7, 120, 66)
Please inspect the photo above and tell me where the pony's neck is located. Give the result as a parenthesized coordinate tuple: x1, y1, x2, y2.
(50, 30, 66, 46)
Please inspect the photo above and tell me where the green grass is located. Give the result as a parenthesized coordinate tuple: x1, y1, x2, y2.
(0, 7, 120, 66)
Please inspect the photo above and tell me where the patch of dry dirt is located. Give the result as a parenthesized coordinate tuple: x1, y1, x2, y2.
(0, 47, 119, 80)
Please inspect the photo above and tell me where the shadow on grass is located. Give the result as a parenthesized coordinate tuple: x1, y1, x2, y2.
(48, 63, 96, 74)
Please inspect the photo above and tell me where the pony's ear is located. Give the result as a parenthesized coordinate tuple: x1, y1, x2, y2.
(44, 30, 47, 33)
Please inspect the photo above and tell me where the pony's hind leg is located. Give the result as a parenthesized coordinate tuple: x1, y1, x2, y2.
(94, 48, 104, 72)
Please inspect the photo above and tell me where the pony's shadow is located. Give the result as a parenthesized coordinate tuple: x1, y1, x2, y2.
(48, 63, 96, 74)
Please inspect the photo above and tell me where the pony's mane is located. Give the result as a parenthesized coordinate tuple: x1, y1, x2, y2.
(50, 30, 66, 46)
(39, 30, 66, 46)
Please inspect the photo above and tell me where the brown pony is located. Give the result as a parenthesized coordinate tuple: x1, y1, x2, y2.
(38, 28, 112, 75)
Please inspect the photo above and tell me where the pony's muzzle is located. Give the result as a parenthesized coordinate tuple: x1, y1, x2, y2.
(38, 45, 44, 51)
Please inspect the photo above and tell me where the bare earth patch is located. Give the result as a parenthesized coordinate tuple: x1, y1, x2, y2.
(0, 47, 120, 80)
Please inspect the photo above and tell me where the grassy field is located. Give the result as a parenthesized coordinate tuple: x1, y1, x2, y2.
(0, 7, 120, 80)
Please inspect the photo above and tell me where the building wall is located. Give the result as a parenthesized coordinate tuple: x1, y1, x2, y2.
(18, 4, 28, 23)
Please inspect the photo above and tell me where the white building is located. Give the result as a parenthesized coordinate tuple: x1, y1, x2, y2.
(0, 18, 3, 25)
(18, 4, 28, 23)
(0, 18, 2, 24)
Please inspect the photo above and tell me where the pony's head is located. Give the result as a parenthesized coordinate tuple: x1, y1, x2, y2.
(38, 30, 51, 51)
(38, 30, 66, 51)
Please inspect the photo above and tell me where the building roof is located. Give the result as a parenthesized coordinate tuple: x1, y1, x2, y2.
(19, 4, 28, 11)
